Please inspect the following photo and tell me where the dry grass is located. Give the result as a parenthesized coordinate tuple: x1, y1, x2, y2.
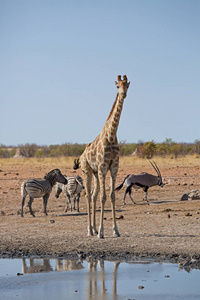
(0, 155, 200, 170)
(0, 157, 75, 169)
(119, 155, 200, 168)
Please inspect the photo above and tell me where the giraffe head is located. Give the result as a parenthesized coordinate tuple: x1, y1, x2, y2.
(115, 75, 130, 99)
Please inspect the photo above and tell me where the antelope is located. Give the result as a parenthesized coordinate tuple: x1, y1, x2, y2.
(115, 161, 163, 205)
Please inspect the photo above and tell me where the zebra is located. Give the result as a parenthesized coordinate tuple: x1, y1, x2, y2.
(116, 161, 164, 205)
(55, 175, 84, 213)
(21, 169, 67, 217)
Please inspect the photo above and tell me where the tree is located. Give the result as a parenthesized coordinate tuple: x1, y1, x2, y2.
(139, 140, 156, 159)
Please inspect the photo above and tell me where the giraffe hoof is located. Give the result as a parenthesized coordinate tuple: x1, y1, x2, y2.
(98, 234, 104, 239)
(88, 232, 94, 237)
(88, 227, 94, 236)
(113, 231, 120, 238)
(93, 230, 98, 235)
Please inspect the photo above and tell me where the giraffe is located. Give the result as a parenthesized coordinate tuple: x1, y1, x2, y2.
(74, 75, 130, 238)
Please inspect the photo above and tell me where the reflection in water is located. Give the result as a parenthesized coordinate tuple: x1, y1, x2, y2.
(22, 258, 83, 274)
(0, 258, 200, 300)
(21, 258, 120, 299)
(22, 258, 53, 273)
(56, 258, 83, 271)
(87, 260, 120, 300)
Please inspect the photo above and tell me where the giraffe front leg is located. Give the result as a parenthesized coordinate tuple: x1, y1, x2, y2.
(87, 195, 93, 236)
(110, 166, 120, 238)
(83, 171, 93, 236)
(98, 172, 106, 239)
(92, 173, 99, 235)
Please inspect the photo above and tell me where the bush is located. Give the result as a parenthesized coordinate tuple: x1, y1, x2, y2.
(19, 143, 37, 157)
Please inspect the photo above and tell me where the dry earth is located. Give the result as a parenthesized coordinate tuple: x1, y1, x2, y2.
(1, 157, 200, 268)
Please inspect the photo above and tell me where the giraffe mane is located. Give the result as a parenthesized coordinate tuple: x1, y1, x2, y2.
(106, 93, 119, 121)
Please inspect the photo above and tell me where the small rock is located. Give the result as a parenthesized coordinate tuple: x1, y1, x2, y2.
(116, 215, 124, 220)
(181, 193, 188, 201)
(185, 213, 192, 217)
(138, 285, 144, 289)
(49, 220, 55, 223)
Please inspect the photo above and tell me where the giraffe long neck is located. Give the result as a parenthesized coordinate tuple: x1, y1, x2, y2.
(105, 94, 124, 143)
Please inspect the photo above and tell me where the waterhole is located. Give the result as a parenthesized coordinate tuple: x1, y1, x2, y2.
(0, 258, 200, 300)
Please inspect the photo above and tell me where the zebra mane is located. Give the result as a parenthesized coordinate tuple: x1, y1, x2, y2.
(44, 169, 60, 186)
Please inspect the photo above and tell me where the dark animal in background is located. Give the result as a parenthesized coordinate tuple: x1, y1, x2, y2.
(115, 161, 163, 205)
(21, 169, 67, 217)
(55, 175, 84, 212)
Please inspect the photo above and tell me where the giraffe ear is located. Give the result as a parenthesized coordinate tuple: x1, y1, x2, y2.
(115, 81, 119, 88)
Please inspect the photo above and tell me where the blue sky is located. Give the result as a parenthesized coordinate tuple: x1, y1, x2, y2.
(0, 0, 199, 146)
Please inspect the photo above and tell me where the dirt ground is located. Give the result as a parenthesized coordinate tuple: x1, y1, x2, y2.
(1, 157, 200, 268)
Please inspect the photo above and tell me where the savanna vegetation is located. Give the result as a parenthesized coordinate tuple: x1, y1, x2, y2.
(0, 138, 200, 159)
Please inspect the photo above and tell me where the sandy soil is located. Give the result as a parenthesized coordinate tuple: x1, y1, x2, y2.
(1, 157, 200, 267)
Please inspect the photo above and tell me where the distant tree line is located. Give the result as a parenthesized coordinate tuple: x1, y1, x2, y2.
(0, 139, 200, 159)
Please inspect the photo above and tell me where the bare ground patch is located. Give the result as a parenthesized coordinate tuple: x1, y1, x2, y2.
(1, 157, 200, 268)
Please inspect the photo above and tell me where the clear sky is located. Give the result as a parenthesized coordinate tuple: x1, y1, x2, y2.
(0, 0, 199, 146)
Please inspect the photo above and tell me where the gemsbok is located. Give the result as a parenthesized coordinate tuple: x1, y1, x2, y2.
(115, 161, 163, 205)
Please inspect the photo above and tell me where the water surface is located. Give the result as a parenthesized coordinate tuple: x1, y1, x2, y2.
(0, 258, 199, 300)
